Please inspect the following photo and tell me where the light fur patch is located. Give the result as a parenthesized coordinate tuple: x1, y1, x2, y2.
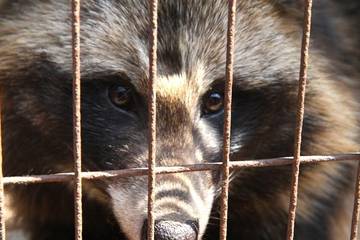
(156, 73, 189, 99)
(5, 194, 29, 240)
(109, 183, 147, 240)
(154, 65, 207, 115)
(108, 173, 215, 240)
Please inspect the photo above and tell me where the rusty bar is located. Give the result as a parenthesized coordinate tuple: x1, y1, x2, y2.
(71, 0, 82, 239)
(350, 160, 360, 239)
(0, 97, 6, 240)
(147, 0, 158, 239)
(1, 154, 360, 185)
(286, 1, 313, 240)
(219, 0, 237, 239)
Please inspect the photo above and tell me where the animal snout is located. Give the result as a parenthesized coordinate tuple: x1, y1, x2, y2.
(142, 219, 198, 240)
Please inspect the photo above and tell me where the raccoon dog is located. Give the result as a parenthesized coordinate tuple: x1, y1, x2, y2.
(0, 0, 359, 240)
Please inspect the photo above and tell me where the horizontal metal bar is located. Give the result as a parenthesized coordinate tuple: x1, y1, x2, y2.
(2, 154, 359, 185)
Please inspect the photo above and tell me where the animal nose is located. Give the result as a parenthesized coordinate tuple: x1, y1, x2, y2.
(142, 219, 198, 240)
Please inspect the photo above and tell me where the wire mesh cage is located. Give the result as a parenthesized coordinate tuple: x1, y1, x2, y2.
(0, 0, 359, 240)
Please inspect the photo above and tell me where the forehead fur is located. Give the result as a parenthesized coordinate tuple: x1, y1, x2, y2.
(156, 62, 205, 101)
(0, 0, 303, 90)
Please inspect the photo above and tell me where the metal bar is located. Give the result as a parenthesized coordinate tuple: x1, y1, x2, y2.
(0, 97, 6, 240)
(286, 1, 313, 239)
(147, 0, 158, 239)
(3, 154, 359, 184)
(219, 0, 237, 239)
(71, 0, 82, 239)
(350, 161, 360, 240)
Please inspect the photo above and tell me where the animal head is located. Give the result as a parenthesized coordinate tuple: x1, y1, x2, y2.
(0, 1, 358, 239)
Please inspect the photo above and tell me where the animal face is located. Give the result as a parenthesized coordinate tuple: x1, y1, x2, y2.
(0, 1, 359, 240)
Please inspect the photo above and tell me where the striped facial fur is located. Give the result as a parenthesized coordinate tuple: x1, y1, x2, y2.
(104, 69, 222, 239)
(0, 1, 359, 240)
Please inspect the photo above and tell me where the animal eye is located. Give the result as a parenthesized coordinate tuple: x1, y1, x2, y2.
(203, 91, 224, 115)
(108, 85, 133, 109)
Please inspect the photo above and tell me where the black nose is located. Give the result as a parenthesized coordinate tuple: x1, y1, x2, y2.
(142, 219, 198, 240)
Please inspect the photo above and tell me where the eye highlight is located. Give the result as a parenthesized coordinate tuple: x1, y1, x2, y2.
(202, 91, 224, 115)
(108, 85, 133, 109)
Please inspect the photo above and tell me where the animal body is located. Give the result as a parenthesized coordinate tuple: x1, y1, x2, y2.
(0, 0, 359, 239)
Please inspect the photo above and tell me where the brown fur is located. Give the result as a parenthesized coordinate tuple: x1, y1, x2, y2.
(0, 0, 359, 239)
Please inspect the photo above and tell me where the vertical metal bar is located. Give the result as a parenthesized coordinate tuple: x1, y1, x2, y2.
(147, 0, 158, 240)
(0, 99, 6, 240)
(350, 161, 360, 240)
(286, 1, 313, 240)
(219, 1, 237, 240)
(71, 0, 82, 239)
